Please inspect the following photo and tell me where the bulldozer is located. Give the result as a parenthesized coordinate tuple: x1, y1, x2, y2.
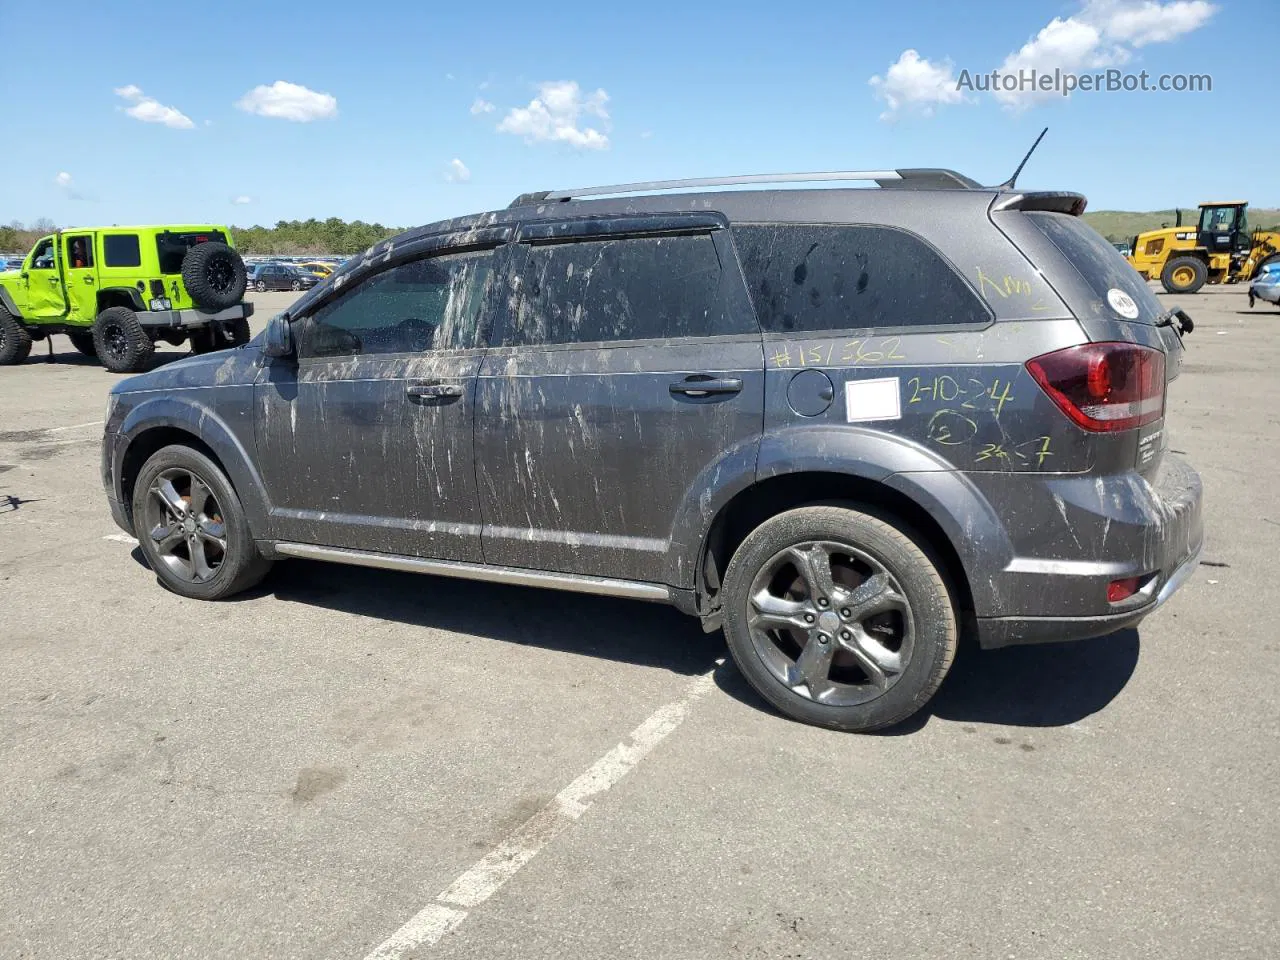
(1126, 201, 1280, 294)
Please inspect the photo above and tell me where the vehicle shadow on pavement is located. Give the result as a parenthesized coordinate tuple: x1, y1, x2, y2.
(22, 345, 192, 371)
(714, 630, 1141, 734)
(260, 559, 725, 677)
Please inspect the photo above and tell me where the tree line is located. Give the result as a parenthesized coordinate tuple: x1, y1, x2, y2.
(1, 218, 403, 256)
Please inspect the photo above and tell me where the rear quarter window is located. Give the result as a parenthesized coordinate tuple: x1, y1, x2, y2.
(103, 235, 142, 268)
(1025, 212, 1163, 320)
(156, 231, 228, 275)
(730, 223, 989, 334)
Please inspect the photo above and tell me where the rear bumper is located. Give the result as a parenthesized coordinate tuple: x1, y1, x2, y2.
(974, 455, 1204, 649)
(135, 302, 253, 329)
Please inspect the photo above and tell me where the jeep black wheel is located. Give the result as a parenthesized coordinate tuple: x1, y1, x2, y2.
(722, 506, 957, 732)
(181, 242, 247, 311)
(0, 308, 33, 365)
(132, 444, 271, 600)
(68, 331, 97, 357)
(93, 306, 155, 373)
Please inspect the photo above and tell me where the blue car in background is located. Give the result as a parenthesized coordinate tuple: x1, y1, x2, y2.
(1248, 261, 1280, 308)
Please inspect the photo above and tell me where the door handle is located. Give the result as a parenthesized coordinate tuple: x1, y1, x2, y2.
(669, 376, 743, 397)
(406, 382, 465, 400)
(48, 277, 59, 284)
(84, 276, 95, 284)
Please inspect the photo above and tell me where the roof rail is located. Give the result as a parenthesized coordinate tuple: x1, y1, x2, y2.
(509, 168, 980, 207)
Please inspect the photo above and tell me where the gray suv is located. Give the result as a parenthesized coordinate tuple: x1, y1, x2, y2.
(101, 169, 1204, 732)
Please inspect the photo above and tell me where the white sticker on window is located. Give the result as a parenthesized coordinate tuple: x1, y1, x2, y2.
(845, 377, 901, 423)
(1107, 287, 1140, 319)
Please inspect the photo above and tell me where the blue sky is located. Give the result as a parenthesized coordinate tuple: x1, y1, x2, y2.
(2, 0, 1274, 230)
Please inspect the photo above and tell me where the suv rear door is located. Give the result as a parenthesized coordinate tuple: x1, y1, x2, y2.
(255, 233, 505, 560)
(475, 215, 764, 584)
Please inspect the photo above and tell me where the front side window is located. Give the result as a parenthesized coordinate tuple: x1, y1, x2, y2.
(301, 249, 493, 358)
(30, 238, 55, 269)
(731, 223, 989, 333)
(504, 232, 740, 347)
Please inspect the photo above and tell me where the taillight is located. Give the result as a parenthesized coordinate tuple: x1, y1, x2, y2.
(1026, 342, 1165, 432)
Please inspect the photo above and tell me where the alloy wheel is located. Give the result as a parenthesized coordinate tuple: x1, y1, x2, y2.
(142, 468, 227, 583)
(745, 540, 914, 706)
(102, 322, 128, 360)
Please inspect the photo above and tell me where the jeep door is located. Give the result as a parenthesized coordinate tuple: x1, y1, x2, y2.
(23, 236, 66, 320)
(62, 233, 97, 324)
(254, 238, 503, 560)
(474, 216, 765, 584)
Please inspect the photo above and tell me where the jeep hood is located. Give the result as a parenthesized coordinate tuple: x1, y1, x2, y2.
(111, 344, 260, 394)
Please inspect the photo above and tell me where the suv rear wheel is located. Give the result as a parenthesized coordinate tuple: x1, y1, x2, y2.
(0, 308, 32, 365)
(721, 505, 957, 732)
(131, 444, 272, 600)
(93, 306, 155, 373)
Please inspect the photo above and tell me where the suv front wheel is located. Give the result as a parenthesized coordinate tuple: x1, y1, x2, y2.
(131, 444, 272, 600)
(722, 505, 957, 732)
(0, 308, 33, 365)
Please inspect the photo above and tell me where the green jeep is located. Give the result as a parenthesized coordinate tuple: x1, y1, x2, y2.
(0, 225, 253, 372)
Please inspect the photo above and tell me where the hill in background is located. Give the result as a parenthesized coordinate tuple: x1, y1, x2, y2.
(1084, 207, 1280, 243)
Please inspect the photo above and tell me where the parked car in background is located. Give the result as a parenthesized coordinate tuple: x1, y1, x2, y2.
(248, 262, 320, 292)
(1248, 261, 1280, 307)
(300, 261, 334, 278)
(101, 167, 1203, 733)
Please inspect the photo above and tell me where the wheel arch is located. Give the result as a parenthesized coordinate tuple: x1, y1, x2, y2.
(96, 287, 145, 313)
(115, 399, 271, 533)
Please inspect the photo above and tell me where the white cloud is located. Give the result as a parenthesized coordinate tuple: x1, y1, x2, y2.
(54, 172, 73, 188)
(1099, 0, 1216, 46)
(445, 158, 471, 183)
(497, 81, 610, 150)
(470, 98, 495, 115)
(232, 195, 253, 205)
(870, 50, 967, 120)
(992, 0, 1216, 108)
(446, 73, 456, 81)
(236, 81, 338, 122)
(113, 84, 195, 129)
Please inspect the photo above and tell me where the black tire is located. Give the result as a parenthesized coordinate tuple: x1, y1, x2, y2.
(93, 306, 155, 373)
(1249, 293, 1256, 308)
(190, 318, 251, 355)
(68, 331, 97, 357)
(255, 280, 267, 293)
(290, 279, 301, 291)
(721, 505, 957, 732)
(181, 242, 247, 311)
(1160, 255, 1208, 294)
(131, 444, 272, 600)
(0, 308, 33, 365)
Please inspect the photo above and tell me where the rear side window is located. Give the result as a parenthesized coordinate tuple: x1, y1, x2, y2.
(156, 230, 228, 275)
(103, 235, 141, 267)
(303, 249, 493, 358)
(1025, 213, 1163, 320)
(505, 233, 743, 346)
(731, 223, 988, 333)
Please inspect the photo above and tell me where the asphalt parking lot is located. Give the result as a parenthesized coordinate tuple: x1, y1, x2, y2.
(1, 286, 1277, 960)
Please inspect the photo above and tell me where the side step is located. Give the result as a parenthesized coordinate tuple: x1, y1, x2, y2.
(273, 542, 672, 603)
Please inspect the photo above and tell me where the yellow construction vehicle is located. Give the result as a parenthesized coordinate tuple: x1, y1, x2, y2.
(1126, 201, 1280, 294)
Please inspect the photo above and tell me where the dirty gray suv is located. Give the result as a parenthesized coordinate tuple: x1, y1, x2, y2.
(102, 169, 1204, 732)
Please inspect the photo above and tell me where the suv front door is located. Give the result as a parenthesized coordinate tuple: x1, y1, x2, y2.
(475, 217, 765, 585)
(255, 237, 503, 561)
(23, 236, 66, 320)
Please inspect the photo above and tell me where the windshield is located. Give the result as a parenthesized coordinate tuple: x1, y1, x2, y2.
(1025, 212, 1164, 322)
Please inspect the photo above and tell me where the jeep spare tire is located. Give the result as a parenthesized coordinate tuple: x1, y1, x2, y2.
(181, 242, 247, 311)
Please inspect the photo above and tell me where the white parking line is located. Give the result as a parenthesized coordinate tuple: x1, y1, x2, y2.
(362, 665, 721, 960)
(45, 421, 104, 433)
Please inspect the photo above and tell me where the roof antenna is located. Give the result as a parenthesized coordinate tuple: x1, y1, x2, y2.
(996, 127, 1048, 190)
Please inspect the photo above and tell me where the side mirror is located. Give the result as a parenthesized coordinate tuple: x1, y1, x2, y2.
(262, 313, 294, 358)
